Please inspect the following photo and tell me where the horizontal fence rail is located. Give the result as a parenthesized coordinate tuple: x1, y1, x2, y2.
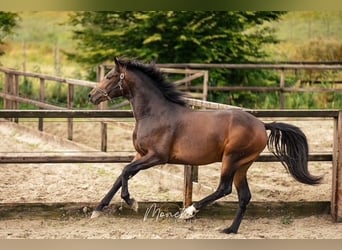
(0, 153, 332, 164)
(0, 66, 95, 87)
(156, 63, 342, 70)
(0, 109, 339, 118)
(0, 109, 338, 166)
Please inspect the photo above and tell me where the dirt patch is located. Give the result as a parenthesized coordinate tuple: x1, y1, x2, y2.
(0, 117, 338, 238)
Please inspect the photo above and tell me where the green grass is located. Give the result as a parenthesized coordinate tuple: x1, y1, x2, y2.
(265, 11, 342, 62)
(0, 11, 85, 78)
(274, 11, 342, 43)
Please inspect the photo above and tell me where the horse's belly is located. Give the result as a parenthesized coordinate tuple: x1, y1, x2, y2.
(168, 141, 223, 165)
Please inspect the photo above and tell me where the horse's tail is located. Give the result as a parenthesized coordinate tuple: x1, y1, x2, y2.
(264, 122, 322, 185)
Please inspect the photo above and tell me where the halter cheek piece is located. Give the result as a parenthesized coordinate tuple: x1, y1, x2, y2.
(95, 72, 125, 101)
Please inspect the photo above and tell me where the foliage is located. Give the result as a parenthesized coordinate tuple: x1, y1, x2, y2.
(67, 11, 284, 106)
(68, 11, 283, 64)
(0, 12, 19, 55)
(68, 11, 283, 80)
(3, 12, 340, 109)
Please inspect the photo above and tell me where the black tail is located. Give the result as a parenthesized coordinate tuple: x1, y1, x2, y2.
(265, 122, 322, 185)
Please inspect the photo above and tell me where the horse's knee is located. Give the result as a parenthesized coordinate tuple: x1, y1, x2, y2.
(217, 180, 233, 196)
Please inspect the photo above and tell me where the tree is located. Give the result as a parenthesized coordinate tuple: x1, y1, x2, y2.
(68, 11, 285, 106)
(69, 11, 283, 64)
(0, 12, 19, 55)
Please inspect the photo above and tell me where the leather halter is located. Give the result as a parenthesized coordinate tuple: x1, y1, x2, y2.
(94, 72, 125, 101)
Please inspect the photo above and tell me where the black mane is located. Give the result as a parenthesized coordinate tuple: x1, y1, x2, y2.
(117, 58, 188, 106)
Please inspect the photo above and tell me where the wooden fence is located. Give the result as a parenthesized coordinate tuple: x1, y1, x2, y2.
(158, 63, 342, 109)
(100, 63, 342, 109)
(97, 64, 209, 101)
(0, 66, 213, 151)
(0, 65, 341, 221)
(0, 109, 341, 222)
(1, 63, 342, 150)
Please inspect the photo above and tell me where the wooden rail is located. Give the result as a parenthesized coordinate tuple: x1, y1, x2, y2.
(1, 64, 341, 149)
(0, 109, 339, 118)
(156, 63, 342, 70)
(0, 65, 341, 221)
(0, 109, 341, 222)
(0, 153, 332, 164)
(99, 63, 342, 109)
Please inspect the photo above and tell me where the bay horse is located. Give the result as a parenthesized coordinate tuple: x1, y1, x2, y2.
(88, 57, 322, 234)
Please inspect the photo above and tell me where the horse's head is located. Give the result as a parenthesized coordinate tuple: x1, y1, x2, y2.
(88, 57, 128, 105)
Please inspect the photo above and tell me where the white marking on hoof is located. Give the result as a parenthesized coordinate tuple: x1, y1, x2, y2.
(179, 205, 199, 220)
(131, 199, 139, 212)
(90, 210, 103, 219)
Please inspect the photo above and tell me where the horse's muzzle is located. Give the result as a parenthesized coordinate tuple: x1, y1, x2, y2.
(88, 89, 101, 105)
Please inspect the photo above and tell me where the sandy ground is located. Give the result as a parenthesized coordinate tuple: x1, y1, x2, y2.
(0, 117, 340, 239)
(1, 215, 342, 239)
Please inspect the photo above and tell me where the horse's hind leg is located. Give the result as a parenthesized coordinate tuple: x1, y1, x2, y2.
(222, 165, 252, 234)
(179, 157, 254, 235)
(179, 155, 236, 219)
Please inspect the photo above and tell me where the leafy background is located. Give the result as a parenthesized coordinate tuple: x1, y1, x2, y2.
(0, 11, 341, 109)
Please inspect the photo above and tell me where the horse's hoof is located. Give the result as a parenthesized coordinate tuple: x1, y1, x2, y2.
(221, 227, 238, 234)
(179, 205, 198, 220)
(131, 198, 139, 212)
(90, 210, 103, 219)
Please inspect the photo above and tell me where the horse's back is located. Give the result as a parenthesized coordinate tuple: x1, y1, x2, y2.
(168, 108, 267, 165)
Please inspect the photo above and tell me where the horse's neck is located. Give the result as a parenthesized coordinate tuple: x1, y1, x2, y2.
(129, 82, 174, 121)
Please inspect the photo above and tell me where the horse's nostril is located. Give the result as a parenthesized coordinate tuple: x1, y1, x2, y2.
(88, 93, 91, 98)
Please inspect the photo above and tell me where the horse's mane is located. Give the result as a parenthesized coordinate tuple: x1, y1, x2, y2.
(117, 58, 188, 106)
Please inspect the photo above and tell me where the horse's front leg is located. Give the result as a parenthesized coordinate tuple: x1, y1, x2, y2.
(91, 154, 141, 219)
(120, 152, 165, 211)
(91, 174, 123, 218)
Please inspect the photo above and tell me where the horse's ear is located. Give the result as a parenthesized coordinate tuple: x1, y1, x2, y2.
(114, 57, 121, 72)
(114, 57, 120, 67)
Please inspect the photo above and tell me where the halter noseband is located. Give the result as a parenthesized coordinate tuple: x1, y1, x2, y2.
(95, 72, 125, 101)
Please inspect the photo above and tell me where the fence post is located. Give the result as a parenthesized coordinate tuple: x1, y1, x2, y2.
(38, 78, 45, 131)
(279, 69, 285, 109)
(4, 73, 14, 121)
(183, 165, 194, 208)
(203, 71, 208, 101)
(97, 65, 108, 152)
(101, 122, 108, 152)
(4, 73, 11, 109)
(67, 83, 74, 140)
(13, 74, 19, 123)
(332, 111, 342, 222)
(2, 73, 6, 110)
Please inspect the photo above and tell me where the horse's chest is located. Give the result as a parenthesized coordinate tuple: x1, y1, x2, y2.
(132, 123, 172, 154)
